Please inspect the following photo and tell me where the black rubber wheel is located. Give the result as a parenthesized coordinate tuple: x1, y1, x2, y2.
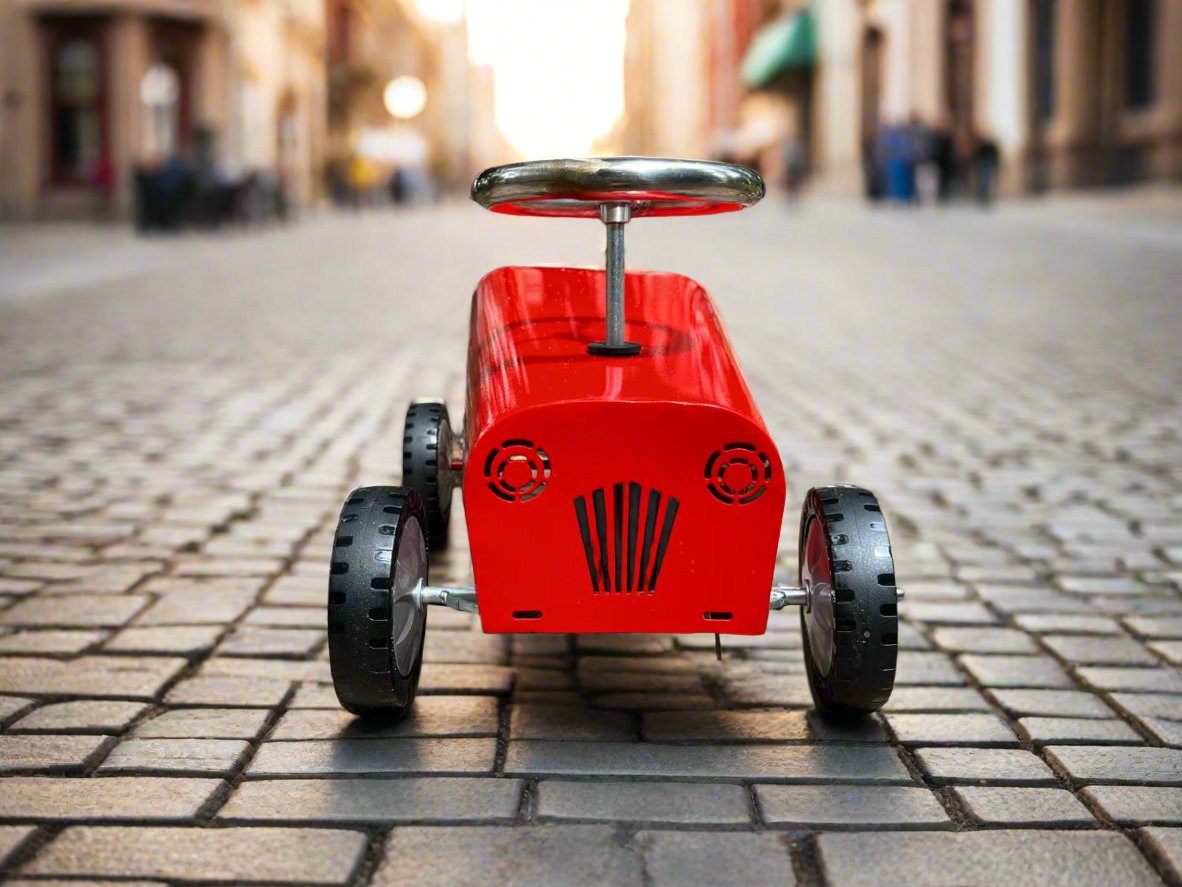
(402, 402, 456, 550)
(327, 486, 428, 721)
(799, 485, 898, 717)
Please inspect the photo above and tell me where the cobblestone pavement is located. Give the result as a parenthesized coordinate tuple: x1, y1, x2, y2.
(2, 192, 1182, 887)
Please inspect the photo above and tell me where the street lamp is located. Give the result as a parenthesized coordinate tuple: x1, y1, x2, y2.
(383, 76, 428, 120)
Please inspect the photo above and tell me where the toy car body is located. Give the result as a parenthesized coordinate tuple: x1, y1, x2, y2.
(326, 158, 900, 722)
(465, 265, 784, 635)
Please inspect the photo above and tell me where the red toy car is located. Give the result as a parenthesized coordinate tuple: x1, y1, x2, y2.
(327, 158, 900, 720)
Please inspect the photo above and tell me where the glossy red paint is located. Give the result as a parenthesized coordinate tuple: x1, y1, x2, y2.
(463, 266, 785, 635)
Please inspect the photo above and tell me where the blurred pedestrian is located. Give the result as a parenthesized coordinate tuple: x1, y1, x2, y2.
(883, 123, 918, 206)
(783, 136, 807, 206)
(932, 124, 955, 203)
(973, 134, 1000, 207)
(863, 135, 885, 201)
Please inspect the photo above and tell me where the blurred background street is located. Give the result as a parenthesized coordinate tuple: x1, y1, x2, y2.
(2, 0, 1182, 885)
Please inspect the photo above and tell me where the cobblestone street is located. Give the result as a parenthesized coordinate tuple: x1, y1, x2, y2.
(2, 192, 1182, 886)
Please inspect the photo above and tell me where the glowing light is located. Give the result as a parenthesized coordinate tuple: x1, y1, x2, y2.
(415, 0, 465, 25)
(384, 76, 428, 119)
(467, 0, 630, 159)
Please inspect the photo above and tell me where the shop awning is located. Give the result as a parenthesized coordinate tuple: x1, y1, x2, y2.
(740, 9, 816, 89)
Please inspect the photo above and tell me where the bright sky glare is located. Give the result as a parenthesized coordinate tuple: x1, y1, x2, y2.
(465, 0, 630, 159)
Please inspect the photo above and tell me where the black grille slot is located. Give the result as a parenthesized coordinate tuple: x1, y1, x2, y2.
(575, 484, 679, 593)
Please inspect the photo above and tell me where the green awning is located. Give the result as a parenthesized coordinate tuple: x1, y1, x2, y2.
(740, 9, 816, 89)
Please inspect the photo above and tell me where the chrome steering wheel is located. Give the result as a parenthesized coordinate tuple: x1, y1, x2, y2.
(471, 157, 765, 219)
(470, 157, 765, 356)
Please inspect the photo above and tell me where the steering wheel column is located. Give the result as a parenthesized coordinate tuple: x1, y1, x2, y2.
(471, 157, 766, 358)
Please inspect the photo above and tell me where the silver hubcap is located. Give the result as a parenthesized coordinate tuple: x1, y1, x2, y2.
(391, 516, 427, 678)
(805, 579, 836, 677)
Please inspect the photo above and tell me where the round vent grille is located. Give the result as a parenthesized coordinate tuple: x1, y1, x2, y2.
(484, 439, 551, 502)
(705, 443, 771, 505)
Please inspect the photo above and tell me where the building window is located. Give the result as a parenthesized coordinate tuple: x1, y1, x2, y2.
(1033, 0, 1055, 123)
(1125, 0, 1155, 109)
(51, 34, 104, 182)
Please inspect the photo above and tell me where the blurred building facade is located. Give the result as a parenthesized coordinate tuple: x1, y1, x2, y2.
(811, 0, 1182, 194)
(0, 0, 327, 219)
(326, 0, 469, 193)
(624, 0, 1181, 197)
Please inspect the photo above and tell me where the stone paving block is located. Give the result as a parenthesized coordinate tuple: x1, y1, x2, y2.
(1141, 827, 1182, 882)
(1042, 634, 1159, 666)
(723, 673, 813, 706)
(509, 704, 635, 741)
(953, 787, 1097, 826)
(639, 831, 795, 887)
(986, 688, 1115, 719)
(1141, 718, 1182, 747)
(217, 627, 324, 657)
(902, 601, 998, 624)
(1108, 692, 1182, 723)
(0, 630, 108, 654)
(591, 692, 715, 710)
(959, 654, 1075, 689)
(1125, 616, 1182, 639)
(0, 595, 151, 628)
(96, 738, 251, 776)
(242, 606, 323, 628)
(0, 656, 187, 700)
(1014, 614, 1123, 635)
(914, 748, 1060, 785)
(0, 776, 222, 822)
(1075, 666, 1182, 693)
(200, 656, 332, 683)
(808, 711, 891, 743)
(1017, 716, 1142, 745)
(0, 825, 35, 866)
(0, 735, 114, 773)
(0, 695, 36, 727)
(414, 663, 516, 695)
(883, 712, 1019, 746)
(1045, 745, 1182, 785)
(9, 701, 148, 734)
(133, 707, 271, 739)
(271, 697, 499, 739)
(166, 675, 291, 707)
(24, 826, 368, 884)
(1082, 786, 1182, 825)
(513, 667, 577, 691)
(578, 670, 702, 693)
(817, 829, 1161, 887)
(894, 651, 966, 686)
(641, 709, 809, 743)
(579, 635, 673, 655)
(755, 784, 952, 829)
(247, 737, 497, 776)
(103, 626, 224, 656)
(219, 776, 523, 825)
(930, 626, 1039, 654)
(373, 825, 644, 887)
(422, 633, 508, 665)
(882, 686, 992, 712)
(1151, 640, 1182, 666)
(1059, 576, 1152, 596)
(504, 740, 912, 783)
(133, 588, 256, 626)
(536, 780, 750, 825)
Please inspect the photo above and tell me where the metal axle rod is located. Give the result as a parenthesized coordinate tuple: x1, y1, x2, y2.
(417, 583, 903, 617)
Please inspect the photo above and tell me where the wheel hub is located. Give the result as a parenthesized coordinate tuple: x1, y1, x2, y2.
(391, 516, 427, 678)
